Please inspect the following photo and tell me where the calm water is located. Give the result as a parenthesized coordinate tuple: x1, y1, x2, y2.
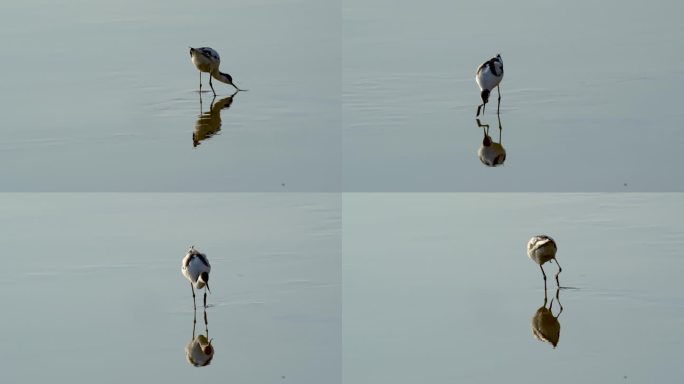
(343, 194, 684, 382)
(0, 0, 341, 191)
(343, 0, 684, 191)
(2, 0, 683, 382)
(2, 0, 682, 191)
(0, 194, 340, 383)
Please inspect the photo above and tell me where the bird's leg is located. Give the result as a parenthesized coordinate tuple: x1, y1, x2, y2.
(209, 76, 216, 96)
(497, 112, 503, 142)
(476, 103, 483, 117)
(190, 282, 196, 311)
(192, 308, 197, 339)
(554, 258, 562, 287)
(204, 289, 207, 308)
(199, 72, 202, 92)
(497, 85, 501, 115)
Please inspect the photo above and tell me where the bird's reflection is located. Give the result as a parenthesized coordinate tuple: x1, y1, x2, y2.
(476, 114, 506, 167)
(193, 91, 238, 147)
(186, 308, 214, 367)
(531, 287, 563, 348)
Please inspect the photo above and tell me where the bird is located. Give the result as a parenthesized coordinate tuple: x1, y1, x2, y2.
(181, 246, 211, 309)
(531, 287, 563, 348)
(189, 47, 244, 96)
(527, 235, 562, 288)
(475, 54, 504, 117)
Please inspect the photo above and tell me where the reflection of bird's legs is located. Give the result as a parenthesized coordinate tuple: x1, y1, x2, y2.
(555, 287, 563, 317)
(203, 289, 207, 308)
(192, 308, 197, 339)
(190, 282, 196, 311)
(210, 95, 217, 110)
(496, 85, 501, 115)
(199, 72, 202, 92)
(554, 258, 562, 287)
(203, 308, 209, 337)
(540, 264, 547, 291)
(209, 76, 216, 96)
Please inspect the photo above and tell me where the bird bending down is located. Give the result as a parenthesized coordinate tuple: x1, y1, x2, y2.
(475, 54, 504, 117)
(182, 246, 212, 309)
(527, 235, 562, 288)
(190, 47, 244, 95)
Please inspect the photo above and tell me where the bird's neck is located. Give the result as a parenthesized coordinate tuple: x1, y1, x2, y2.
(211, 71, 230, 84)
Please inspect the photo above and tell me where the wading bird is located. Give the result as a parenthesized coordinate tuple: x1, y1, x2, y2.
(475, 54, 504, 116)
(527, 235, 562, 288)
(190, 47, 244, 95)
(182, 246, 211, 309)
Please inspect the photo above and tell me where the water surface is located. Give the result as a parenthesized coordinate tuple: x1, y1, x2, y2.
(0, 0, 341, 191)
(343, 0, 684, 191)
(0, 194, 340, 383)
(343, 194, 684, 382)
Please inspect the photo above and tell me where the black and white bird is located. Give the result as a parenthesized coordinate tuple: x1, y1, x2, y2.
(182, 246, 212, 309)
(190, 47, 244, 95)
(475, 54, 504, 117)
(527, 235, 562, 288)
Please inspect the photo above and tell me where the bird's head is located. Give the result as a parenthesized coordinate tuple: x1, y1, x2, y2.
(189, 47, 195, 57)
(199, 271, 211, 293)
(218, 72, 245, 91)
(480, 89, 490, 104)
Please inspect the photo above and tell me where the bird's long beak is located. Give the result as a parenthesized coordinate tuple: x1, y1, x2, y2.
(231, 82, 246, 92)
(206, 283, 211, 294)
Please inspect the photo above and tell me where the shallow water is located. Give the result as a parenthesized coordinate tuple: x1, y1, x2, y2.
(343, 0, 684, 191)
(2, 0, 683, 382)
(0, 194, 340, 383)
(0, 0, 341, 191)
(343, 194, 684, 382)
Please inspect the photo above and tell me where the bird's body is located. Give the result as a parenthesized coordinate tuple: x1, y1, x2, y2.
(475, 54, 504, 116)
(190, 47, 244, 95)
(527, 235, 562, 287)
(182, 246, 211, 309)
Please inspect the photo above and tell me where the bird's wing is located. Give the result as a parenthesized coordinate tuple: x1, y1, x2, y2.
(196, 252, 211, 268)
(476, 61, 488, 75)
(486, 59, 500, 77)
(198, 47, 220, 62)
